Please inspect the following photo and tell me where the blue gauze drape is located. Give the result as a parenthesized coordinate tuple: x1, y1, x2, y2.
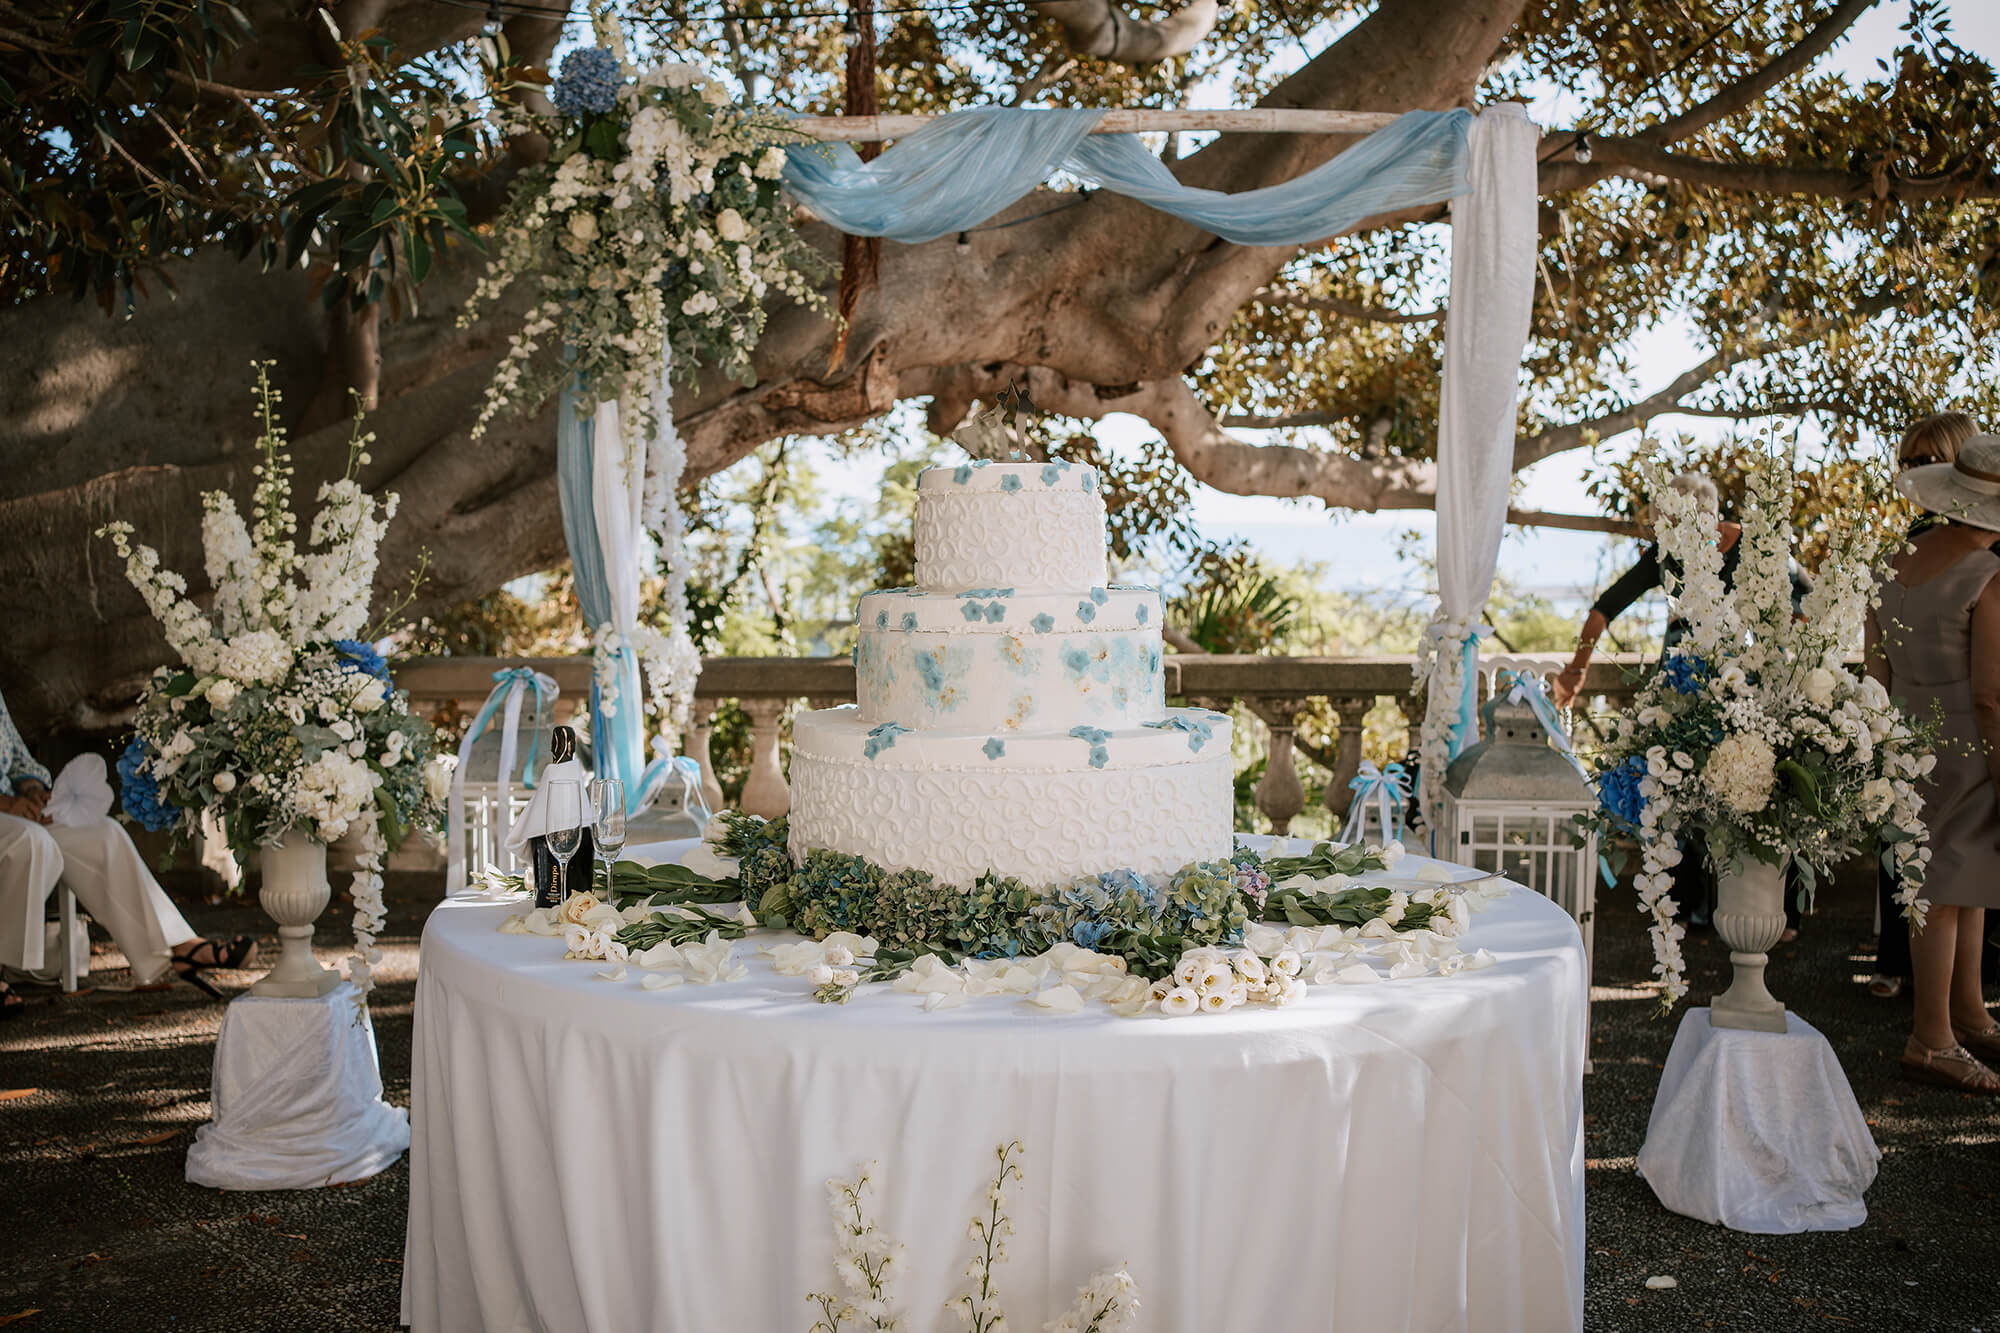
(780, 106, 1472, 246)
(556, 388, 656, 812)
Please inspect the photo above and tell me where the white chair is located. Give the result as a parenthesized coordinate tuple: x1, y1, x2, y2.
(54, 882, 82, 992)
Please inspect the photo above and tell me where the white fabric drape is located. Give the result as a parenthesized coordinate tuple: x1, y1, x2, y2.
(401, 874, 1586, 1333)
(1637, 1009, 1880, 1233)
(186, 981, 411, 1190)
(0, 809, 196, 980)
(1420, 104, 1540, 827)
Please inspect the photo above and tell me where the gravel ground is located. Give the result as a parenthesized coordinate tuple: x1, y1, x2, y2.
(1, 864, 1996, 1332)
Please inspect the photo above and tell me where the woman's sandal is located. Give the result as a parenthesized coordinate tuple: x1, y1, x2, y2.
(1866, 974, 1905, 999)
(172, 935, 257, 1001)
(0, 980, 23, 1021)
(1951, 1019, 2000, 1064)
(1901, 1036, 2000, 1093)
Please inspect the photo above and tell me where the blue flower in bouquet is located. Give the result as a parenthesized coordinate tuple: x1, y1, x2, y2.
(1596, 756, 1648, 827)
(1658, 651, 1712, 696)
(1069, 920, 1117, 951)
(333, 639, 391, 681)
(116, 737, 179, 833)
(553, 47, 621, 118)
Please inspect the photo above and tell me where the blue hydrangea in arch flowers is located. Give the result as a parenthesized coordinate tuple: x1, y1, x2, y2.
(116, 737, 179, 833)
(333, 639, 391, 682)
(552, 47, 621, 118)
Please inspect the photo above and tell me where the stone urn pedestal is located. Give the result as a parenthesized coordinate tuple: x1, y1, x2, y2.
(1709, 855, 1789, 1033)
(249, 832, 344, 999)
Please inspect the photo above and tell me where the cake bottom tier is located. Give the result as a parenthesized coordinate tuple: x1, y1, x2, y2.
(787, 705, 1234, 885)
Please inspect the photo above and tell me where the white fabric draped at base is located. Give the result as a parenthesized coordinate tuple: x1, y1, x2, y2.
(401, 873, 1587, 1332)
(1419, 105, 1540, 827)
(185, 982, 410, 1190)
(1637, 1009, 1880, 1234)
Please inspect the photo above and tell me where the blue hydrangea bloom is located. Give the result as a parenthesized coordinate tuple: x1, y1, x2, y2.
(1030, 613, 1055, 634)
(982, 737, 1005, 760)
(1596, 756, 1648, 826)
(553, 47, 621, 117)
(1658, 651, 1712, 695)
(333, 639, 390, 681)
(116, 737, 178, 832)
(1069, 920, 1117, 950)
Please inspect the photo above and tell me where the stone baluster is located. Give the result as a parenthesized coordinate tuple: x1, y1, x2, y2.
(1321, 698, 1368, 820)
(737, 697, 792, 819)
(1248, 698, 1306, 836)
(685, 699, 727, 815)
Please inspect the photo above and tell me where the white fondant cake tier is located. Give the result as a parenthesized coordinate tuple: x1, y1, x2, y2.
(787, 705, 1234, 884)
(855, 586, 1167, 733)
(914, 463, 1107, 592)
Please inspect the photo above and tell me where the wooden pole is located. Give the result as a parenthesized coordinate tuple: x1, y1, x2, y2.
(790, 108, 1410, 143)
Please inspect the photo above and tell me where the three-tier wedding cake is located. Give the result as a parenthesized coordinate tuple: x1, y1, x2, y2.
(788, 459, 1235, 884)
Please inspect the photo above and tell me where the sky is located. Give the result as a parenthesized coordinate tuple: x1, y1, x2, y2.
(779, 0, 2000, 616)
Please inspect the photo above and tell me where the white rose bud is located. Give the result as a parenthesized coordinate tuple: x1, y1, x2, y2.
(212, 770, 237, 794)
(715, 207, 748, 242)
(205, 679, 239, 711)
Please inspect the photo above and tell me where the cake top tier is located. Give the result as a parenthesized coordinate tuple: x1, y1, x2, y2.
(917, 459, 1099, 495)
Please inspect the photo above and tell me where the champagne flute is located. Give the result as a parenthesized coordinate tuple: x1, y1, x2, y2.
(591, 777, 627, 901)
(545, 779, 584, 904)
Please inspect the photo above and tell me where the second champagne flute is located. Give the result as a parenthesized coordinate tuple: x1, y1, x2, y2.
(591, 777, 626, 901)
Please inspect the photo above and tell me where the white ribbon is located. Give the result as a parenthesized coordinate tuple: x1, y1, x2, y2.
(446, 668, 560, 896)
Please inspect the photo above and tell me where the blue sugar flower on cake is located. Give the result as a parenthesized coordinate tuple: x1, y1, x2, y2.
(1090, 587, 1109, 605)
(982, 737, 1006, 760)
(1069, 725, 1111, 769)
(1136, 602, 1149, 623)
(1000, 474, 1023, 494)
(864, 722, 909, 759)
(875, 610, 888, 628)
(901, 613, 918, 631)
(961, 602, 985, 623)
(1030, 613, 1055, 634)
(983, 603, 1006, 623)
(957, 588, 1013, 598)
(1145, 714, 1215, 752)
(1076, 600, 1096, 623)
(953, 465, 973, 484)
(1080, 472, 1095, 492)
(1040, 464, 1064, 486)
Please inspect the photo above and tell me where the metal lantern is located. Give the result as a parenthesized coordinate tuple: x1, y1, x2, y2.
(1438, 687, 1600, 1061)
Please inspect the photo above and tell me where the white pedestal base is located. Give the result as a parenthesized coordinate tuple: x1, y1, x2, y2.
(186, 981, 410, 1190)
(1637, 1008, 1878, 1234)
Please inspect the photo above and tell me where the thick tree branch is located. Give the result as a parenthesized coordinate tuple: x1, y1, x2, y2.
(1028, 0, 1219, 64)
(1250, 286, 1444, 324)
(1544, 134, 2000, 202)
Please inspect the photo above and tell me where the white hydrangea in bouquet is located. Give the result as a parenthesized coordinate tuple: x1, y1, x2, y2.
(464, 19, 827, 446)
(97, 364, 449, 1000)
(1589, 452, 1935, 1009)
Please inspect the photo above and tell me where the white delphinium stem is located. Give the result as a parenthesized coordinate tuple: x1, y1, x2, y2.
(809, 1164, 903, 1333)
(1645, 458, 1738, 658)
(1043, 1269, 1140, 1333)
(347, 808, 389, 1008)
(200, 494, 262, 637)
(1733, 461, 1794, 682)
(949, 1140, 1023, 1333)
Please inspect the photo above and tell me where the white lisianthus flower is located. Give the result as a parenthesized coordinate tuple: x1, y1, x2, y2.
(212, 770, 237, 794)
(1271, 948, 1303, 978)
(1378, 840, 1406, 869)
(714, 207, 748, 242)
(1160, 985, 1199, 1017)
(1859, 777, 1895, 821)
(1233, 952, 1268, 986)
(205, 679, 239, 711)
(1195, 962, 1235, 996)
(352, 676, 389, 713)
(1199, 988, 1233, 1013)
(423, 757, 453, 806)
(1381, 891, 1409, 926)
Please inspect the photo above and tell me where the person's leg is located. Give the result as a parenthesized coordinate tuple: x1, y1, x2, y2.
(0, 813, 62, 972)
(48, 817, 197, 983)
(1911, 904, 1963, 1051)
(1950, 907, 1992, 1033)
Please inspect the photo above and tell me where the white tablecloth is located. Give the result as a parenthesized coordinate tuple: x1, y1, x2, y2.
(401, 865, 1586, 1332)
(186, 981, 410, 1190)
(1637, 1008, 1879, 1234)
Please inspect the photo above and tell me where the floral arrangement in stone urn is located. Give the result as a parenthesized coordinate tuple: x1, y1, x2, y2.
(98, 363, 448, 1004)
(1589, 453, 1934, 1027)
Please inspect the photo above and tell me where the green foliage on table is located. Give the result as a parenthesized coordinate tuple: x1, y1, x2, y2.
(1259, 840, 1392, 882)
(1263, 884, 1446, 931)
(611, 905, 751, 952)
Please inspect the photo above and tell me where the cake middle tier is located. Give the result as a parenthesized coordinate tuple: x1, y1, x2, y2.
(788, 704, 1235, 885)
(856, 586, 1165, 733)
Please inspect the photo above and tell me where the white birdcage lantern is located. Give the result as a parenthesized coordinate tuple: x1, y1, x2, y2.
(1437, 675, 1601, 1061)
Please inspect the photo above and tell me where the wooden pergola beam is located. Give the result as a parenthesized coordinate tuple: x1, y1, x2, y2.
(790, 108, 1411, 143)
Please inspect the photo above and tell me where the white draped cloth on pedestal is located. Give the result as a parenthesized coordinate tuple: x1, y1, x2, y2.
(402, 863, 1586, 1333)
(186, 981, 410, 1190)
(1637, 1008, 1880, 1234)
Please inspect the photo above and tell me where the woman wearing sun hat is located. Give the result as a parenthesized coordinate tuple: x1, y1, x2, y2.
(1867, 433, 2000, 1093)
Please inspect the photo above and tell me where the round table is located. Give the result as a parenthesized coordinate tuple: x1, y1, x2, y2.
(400, 852, 1586, 1333)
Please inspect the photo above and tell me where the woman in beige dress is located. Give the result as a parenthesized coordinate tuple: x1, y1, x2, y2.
(1867, 433, 2000, 1093)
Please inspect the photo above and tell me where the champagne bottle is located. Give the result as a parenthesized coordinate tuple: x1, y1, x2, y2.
(530, 726, 594, 909)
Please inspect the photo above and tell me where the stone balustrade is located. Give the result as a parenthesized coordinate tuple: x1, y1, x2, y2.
(393, 652, 1649, 833)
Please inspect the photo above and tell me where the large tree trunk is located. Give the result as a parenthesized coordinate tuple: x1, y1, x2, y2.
(0, 0, 1525, 740)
